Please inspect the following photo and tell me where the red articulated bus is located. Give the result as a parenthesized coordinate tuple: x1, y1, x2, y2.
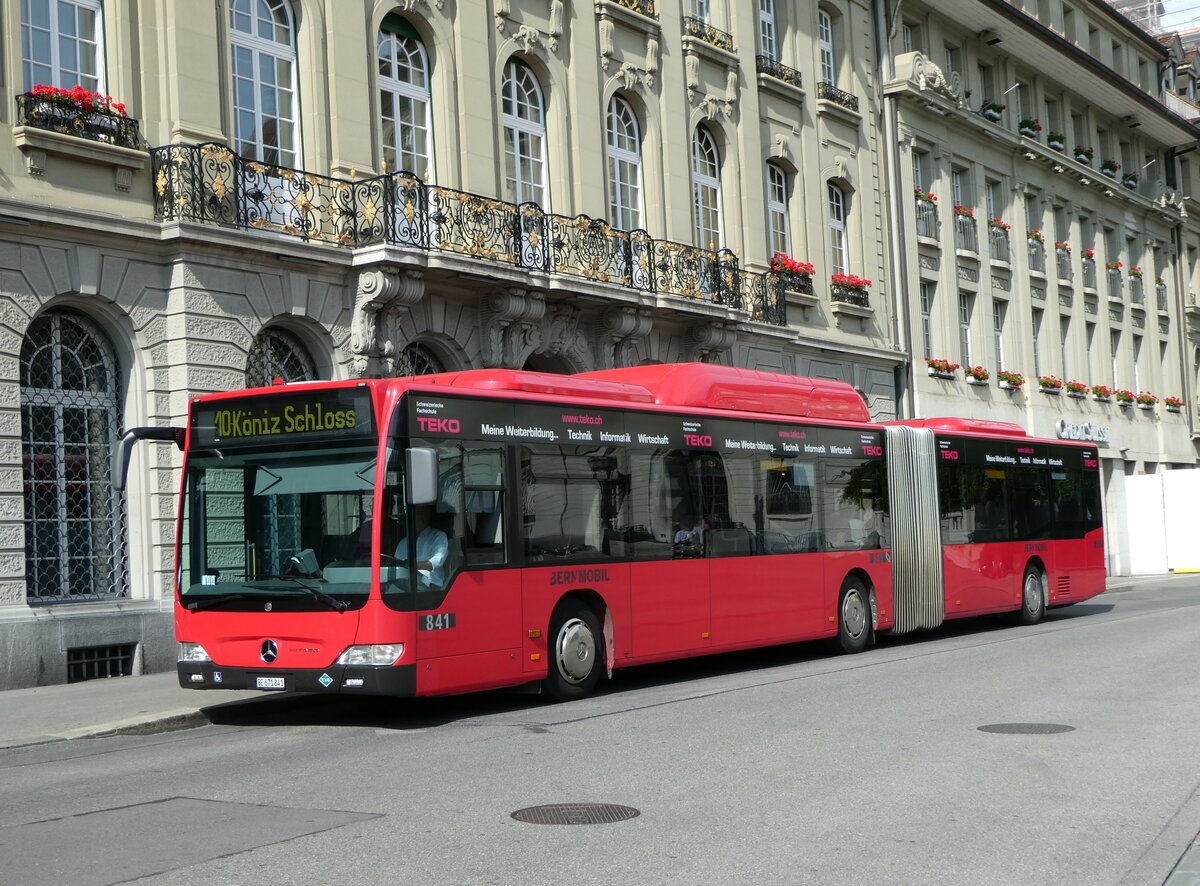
(115, 363, 1105, 701)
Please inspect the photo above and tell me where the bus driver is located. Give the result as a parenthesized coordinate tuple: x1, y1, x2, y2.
(396, 503, 449, 589)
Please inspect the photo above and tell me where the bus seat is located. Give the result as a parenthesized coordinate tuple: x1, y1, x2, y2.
(706, 527, 754, 557)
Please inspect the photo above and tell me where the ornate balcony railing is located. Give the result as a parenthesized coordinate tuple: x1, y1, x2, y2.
(15, 93, 143, 150)
(915, 200, 938, 240)
(1028, 240, 1045, 274)
(151, 142, 786, 325)
(756, 55, 803, 89)
(817, 81, 859, 112)
(1157, 283, 1169, 311)
(682, 16, 734, 52)
(831, 284, 870, 308)
(1055, 249, 1072, 281)
(954, 216, 977, 254)
(1082, 257, 1097, 289)
(1130, 277, 1144, 305)
(606, 0, 657, 17)
(989, 227, 1010, 263)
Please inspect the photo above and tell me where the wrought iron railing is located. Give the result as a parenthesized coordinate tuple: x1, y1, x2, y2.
(817, 81, 859, 112)
(756, 56, 803, 89)
(1082, 257, 1097, 289)
(1107, 269, 1124, 300)
(831, 284, 870, 307)
(1130, 277, 1144, 305)
(151, 142, 787, 324)
(1157, 283, 1168, 311)
(1055, 249, 1072, 281)
(682, 16, 734, 52)
(955, 216, 977, 253)
(16, 93, 143, 150)
(1028, 240, 1045, 274)
(989, 227, 1010, 263)
(916, 200, 938, 240)
(606, 0, 657, 17)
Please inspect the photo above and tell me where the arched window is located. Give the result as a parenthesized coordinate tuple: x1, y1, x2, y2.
(766, 162, 790, 257)
(501, 59, 547, 206)
(378, 19, 433, 179)
(827, 182, 847, 275)
(230, 0, 299, 167)
(692, 127, 722, 249)
(246, 328, 317, 386)
(21, 0, 103, 93)
(21, 311, 126, 602)
(395, 342, 445, 377)
(607, 96, 643, 230)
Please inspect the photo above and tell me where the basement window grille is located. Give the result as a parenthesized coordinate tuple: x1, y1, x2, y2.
(67, 644, 136, 683)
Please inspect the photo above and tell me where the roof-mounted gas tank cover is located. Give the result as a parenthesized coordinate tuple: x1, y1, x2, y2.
(886, 417, 1028, 437)
(576, 363, 871, 422)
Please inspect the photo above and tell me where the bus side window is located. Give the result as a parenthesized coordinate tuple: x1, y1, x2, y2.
(521, 444, 628, 562)
(461, 446, 506, 566)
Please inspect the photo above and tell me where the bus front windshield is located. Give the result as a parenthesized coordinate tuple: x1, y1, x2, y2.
(180, 443, 400, 610)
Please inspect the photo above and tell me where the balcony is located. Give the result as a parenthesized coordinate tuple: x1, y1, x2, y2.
(989, 227, 1010, 265)
(755, 55, 803, 90)
(915, 199, 939, 241)
(603, 0, 656, 17)
(954, 216, 977, 255)
(1028, 240, 1046, 274)
(831, 284, 870, 308)
(1107, 269, 1124, 302)
(817, 81, 859, 113)
(1055, 249, 1072, 282)
(15, 93, 144, 150)
(1129, 277, 1144, 305)
(1157, 283, 1169, 312)
(150, 142, 787, 325)
(1082, 257, 1097, 290)
(681, 16, 733, 52)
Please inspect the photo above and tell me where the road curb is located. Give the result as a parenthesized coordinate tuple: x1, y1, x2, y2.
(49, 708, 210, 741)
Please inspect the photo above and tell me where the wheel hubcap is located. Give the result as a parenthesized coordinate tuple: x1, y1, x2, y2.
(842, 590, 867, 639)
(1024, 574, 1042, 613)
(555, 617, 595, 684)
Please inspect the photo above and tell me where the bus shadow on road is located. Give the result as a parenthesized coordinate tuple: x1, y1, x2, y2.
(198, 603, 1117, 732)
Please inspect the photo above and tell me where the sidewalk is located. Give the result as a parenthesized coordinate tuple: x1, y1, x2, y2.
(2, 572, 1197, 750)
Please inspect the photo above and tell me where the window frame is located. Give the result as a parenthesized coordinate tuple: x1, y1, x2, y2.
(229, 0, 301, 167)
(827, 182, 847, 276)
(818, 9, 836, 85)
(758, 0, 778, 60)
(501, 58, 549, 207)
(766, 162, 791, 257)
(21, 0, 106, 94)
(606, 95, 644, 231)
(692, 126, 723, 250)
(377, 21, 434, 180)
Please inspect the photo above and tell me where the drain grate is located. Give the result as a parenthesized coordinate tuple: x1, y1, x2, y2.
(978, 723, 1076, 734)
(511, 803, 640, 825)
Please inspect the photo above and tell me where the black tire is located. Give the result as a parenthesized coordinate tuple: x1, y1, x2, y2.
(1018, 563, 1046, 625)
(543, 602, 604, 702)
(837, 577, 872, 654)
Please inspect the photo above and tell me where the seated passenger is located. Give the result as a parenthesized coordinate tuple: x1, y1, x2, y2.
(396, 503, 449, 588)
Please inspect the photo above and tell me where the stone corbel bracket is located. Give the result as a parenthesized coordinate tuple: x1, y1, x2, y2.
(684, 321, 735, 363)
(480, 287, 547, 368)
(351, 266, 424, 376)
(596, 306, 653, 369)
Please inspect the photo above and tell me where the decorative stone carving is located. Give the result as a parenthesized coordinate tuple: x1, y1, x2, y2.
(599, 19, 615, 70)
(685, 322, 735, 363)
(479, 287, 546, 368)
(596, 306, 653, 369)
(351, 266, 424, 376)
(396, 0, 445, 10)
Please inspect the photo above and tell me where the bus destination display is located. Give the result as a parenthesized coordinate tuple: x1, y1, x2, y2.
(192, 389, 374, 448)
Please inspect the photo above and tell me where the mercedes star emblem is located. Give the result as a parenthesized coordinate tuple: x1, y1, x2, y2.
(260, 639, 278, 663)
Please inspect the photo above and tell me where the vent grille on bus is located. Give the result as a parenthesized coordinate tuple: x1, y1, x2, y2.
(885, 426, 945, 634)
(1057, 576, 1071, 597)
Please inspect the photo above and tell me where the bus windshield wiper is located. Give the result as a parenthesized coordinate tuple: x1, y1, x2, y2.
(268, 574, 349, 612)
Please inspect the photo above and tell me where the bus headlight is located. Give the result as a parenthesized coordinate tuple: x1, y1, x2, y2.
(178, 642, 211, 663)
(336, 644, 405, 666)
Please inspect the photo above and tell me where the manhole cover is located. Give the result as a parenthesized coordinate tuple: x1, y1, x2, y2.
(978, 723, 1076, 734)
(511, 803, 640, 825)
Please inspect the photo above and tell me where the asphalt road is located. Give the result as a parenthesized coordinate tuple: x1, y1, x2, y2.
(1, 578, 1198, 885)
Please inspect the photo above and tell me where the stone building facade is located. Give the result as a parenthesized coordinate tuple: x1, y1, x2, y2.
(0, 0, 898, 688)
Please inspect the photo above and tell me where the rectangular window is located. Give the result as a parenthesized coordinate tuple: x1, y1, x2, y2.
(1063, 6, 1075, 40)
(689, 0, 710, 22)
(521, 444, 627, 563)
(921, 281, 935, 359)
(1110, 329, 1121, 388)
(912, 151, 925, 192)
(978, 64, 996, 108)
(1132, 334, 1143, 392)
(992, 299, 1006, 370)
(21, 0, 104, 93)
(1071, 114, 1085, 153)
(767, 164, 790, 257)
(819, 11, 836, 85)
(902, 22, 917, 54)
(945, 44, 962, 77)
(985, 179, 1001, 222)
(959, 291, 974, 368)
(1086, 321, 1096, 379)
(1044, 98, 1061, 135)
(827, 184, 847, 275)
(1059, 314, 1070, 380)
(1112, 42, 1124, 77)
(1016, 82, 1032, 123)
(1032, 308, 1044, 377)
(758, 0, 777, 60)
(1025, 191, 1041, 233)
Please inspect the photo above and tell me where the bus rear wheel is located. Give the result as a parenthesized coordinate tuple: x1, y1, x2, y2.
(544, 602, 604, 702)
(837, 577, 872, 654)
(1018, 564, 1046, 625)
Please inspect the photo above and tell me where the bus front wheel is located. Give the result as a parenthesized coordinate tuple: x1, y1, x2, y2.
(544, 602, 604, 702)
(1018, 564, 1046, 625)
(837, 577, 872, 654)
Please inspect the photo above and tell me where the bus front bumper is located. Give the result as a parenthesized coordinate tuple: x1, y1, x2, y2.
(177, 662, 416, 696)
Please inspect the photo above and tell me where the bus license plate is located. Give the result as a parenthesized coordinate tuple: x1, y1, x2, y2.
(256, 676, 286, 690)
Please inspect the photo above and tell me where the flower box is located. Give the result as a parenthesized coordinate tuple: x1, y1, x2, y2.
(1117, 400, 1132, 407)
(998, 380, 1021, 391)
(1066, 391, 1085, 399)
(1122, 177, 1138, 190)
(1137, 403, 1154, 410)
(1048, 140, 1065, 151)
(1093, 395, 1112, 403)
(1040, 385, 1061, 394)
(1166, 405, 1182, 414)
(1075, 154, 1092, 164)
(928, 367, 957, 380)
(966, 376, 988, 386)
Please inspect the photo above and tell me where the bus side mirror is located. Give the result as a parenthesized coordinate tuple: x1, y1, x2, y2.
(406, 447, 438, 505)
(112, 426, 185, 492)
